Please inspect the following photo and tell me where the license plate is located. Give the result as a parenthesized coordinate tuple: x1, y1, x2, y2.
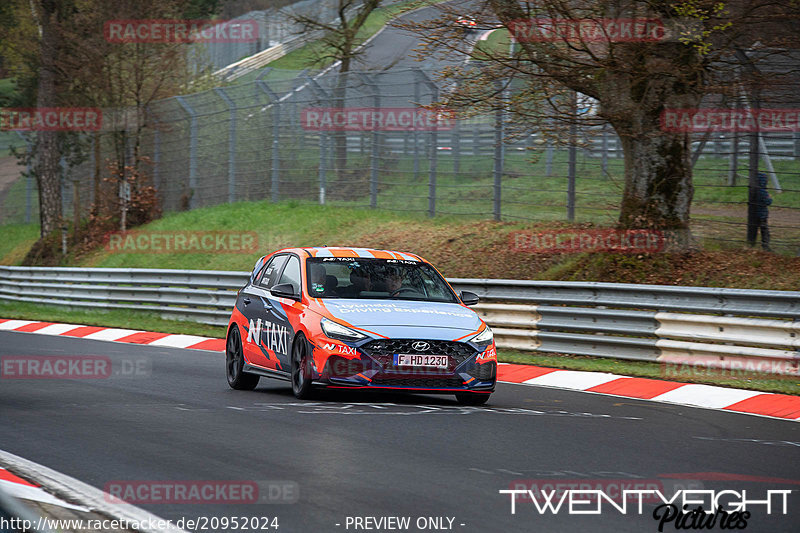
(393, 354, 449, 368)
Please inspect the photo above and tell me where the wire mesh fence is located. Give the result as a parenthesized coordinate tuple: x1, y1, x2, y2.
(1, 67, 799, 254)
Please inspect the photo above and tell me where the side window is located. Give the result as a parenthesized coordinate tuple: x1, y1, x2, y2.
(257, 255, 288, 289)
(277, 256, 301, 293)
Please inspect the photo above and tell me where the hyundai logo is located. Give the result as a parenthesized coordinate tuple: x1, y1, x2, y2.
(411, 341, 430, 352)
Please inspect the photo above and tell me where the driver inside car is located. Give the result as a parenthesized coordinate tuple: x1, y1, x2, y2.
(386, 268, 403, 294)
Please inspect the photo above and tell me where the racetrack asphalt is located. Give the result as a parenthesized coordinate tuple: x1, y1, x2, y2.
(1, 331, 798, 532)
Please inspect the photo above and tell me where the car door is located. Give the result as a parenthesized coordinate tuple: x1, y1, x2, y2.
(265, 254, 303, 371)
(240, 254, 288, 371)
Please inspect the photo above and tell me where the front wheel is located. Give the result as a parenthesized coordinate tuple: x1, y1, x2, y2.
(291, 334, 314, 399)
(226, 325, 259, 390)
(455, 392, 490, 405)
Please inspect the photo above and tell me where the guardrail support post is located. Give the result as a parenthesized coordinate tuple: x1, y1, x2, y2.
(214, 87, 238, 204)
(175, 96, 198, 209)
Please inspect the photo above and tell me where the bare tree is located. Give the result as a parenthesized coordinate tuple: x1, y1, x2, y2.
(287, 0, 382, 177)
(400, 0, 800, 232)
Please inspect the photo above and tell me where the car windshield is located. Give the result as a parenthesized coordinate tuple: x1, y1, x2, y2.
(306, 257, 458, 302)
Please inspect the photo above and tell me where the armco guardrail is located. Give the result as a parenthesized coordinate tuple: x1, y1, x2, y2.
(1, 267, 798, 375)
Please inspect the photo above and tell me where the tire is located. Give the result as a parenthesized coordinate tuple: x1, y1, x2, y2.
(455, 392, 490, 405)
(291, 333, 314, 399)
(226, 325, 259, 390)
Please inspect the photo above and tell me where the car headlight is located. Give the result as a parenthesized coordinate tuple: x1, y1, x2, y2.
(470, 325, 494, 347)
(321, 317, 367, 342)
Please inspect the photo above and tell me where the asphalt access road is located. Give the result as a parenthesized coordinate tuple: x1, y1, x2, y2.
(1, 331, 798, 533)
(354, 2, 479, 71)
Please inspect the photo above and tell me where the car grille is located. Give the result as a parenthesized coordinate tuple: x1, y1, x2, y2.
(370, 377, 465, 389)
(468, 361, 496, 381)
(361, 339, 475, 371)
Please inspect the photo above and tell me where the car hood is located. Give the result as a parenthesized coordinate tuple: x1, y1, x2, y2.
(319, 299, 483, 339)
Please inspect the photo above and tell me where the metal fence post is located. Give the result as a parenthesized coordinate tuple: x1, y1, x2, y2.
(256, 80, 281, 203)
(452, 116, 461, 177)
(214, 88, 237, 204)
(567, 92, 577, 222)
(413, 76, 421, 181)
(305, 75, 332, 205)
(545, 119, 554, 177)
(371, 79, 380, 209)
(17, 133, 33, 224)
(291, 69, 308, 151)
(59, 155, 68, 219)
(729, 107, 739, 186)
(493, 80, 505, 221)
(601, 123, 609, 175)
(176, 96, 198, 209)
(416, 69, 439, 217)
(152, 122, 161, 192)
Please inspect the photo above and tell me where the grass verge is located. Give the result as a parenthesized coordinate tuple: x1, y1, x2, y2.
(0, 224, 39, 265)
(0, 301, 224, 339)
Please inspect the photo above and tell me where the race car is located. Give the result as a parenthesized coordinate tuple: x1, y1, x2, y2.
(225, 247, 496, 404)
(456, 15, 478, 32)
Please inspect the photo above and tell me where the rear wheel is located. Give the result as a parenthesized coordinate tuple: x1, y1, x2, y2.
(291, 334, 314, 399)
(226, 325, 259, 390)
(455, 392, 490, 405)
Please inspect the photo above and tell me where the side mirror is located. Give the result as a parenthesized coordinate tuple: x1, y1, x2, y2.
(271, 283, 300, 300)
(460, 291, 479, 306)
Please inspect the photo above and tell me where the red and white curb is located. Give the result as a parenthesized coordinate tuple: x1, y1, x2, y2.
(0, 319, 225, 352)
(496, 364, 800, 421)
(1, 467, 87, 511)
(2, 318, 799, 422)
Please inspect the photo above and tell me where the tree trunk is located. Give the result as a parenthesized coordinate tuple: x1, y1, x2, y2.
(615, 118, 694, 231)
(35, 1, 62, 237)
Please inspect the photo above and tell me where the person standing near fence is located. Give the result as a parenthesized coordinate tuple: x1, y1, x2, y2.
(748, 172, 772, 251)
